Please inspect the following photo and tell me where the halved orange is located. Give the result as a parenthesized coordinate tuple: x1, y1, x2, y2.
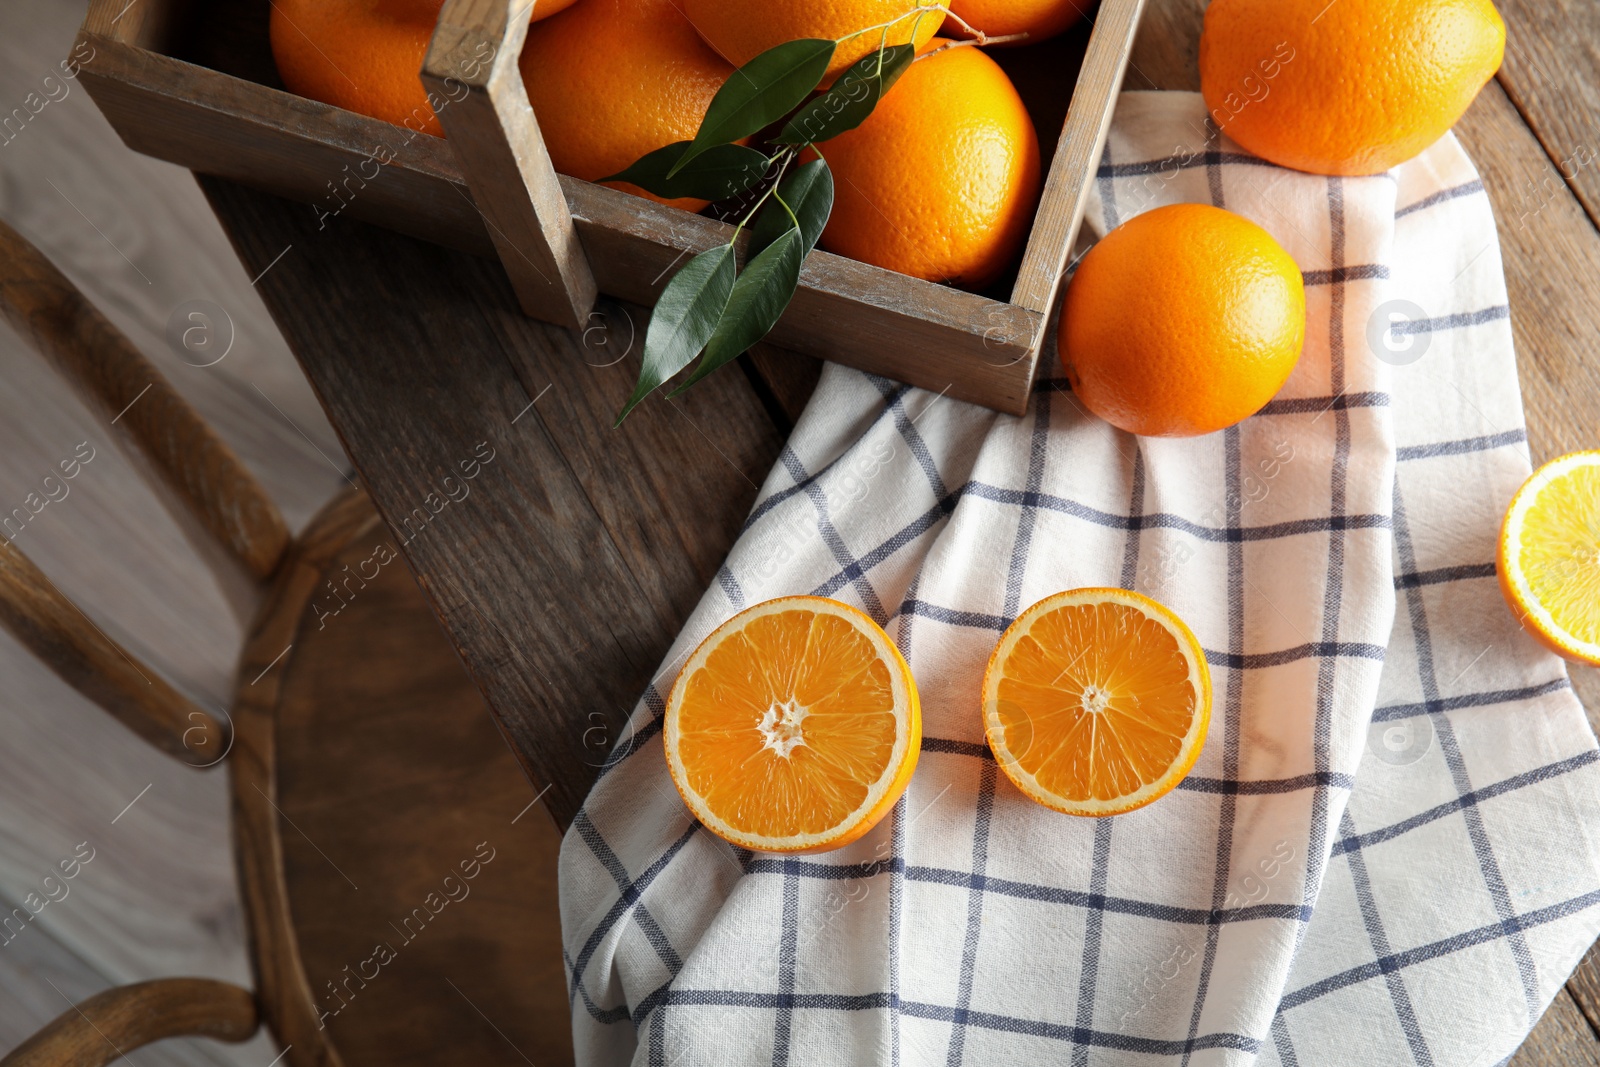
(664, 596, 920, 853)
(983, 588, 1211, 816)
(1497, 451, 1600, 666)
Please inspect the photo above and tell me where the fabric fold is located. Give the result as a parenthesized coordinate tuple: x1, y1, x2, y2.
(560, 91, 1600, 1067)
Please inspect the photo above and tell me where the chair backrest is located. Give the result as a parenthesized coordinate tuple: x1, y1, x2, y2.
(0, 218, 290, 763)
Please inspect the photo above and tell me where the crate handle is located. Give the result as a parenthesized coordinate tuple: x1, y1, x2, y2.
(422, 0, 598, 329)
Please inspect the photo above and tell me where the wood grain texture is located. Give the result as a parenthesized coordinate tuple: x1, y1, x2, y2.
(1492, 0, 1600, 236)
(224, 482, 571, 1066)
(1510, 989, 1600, 1067)
(0, 979, 257, 1067)
(1009, 0, 1147, 316)
(82, 0, 175, 50)
(567, 183, 1044, 413)
(72, 0, 1067, 413)
(745, 342, 823, 432)
(1456, 88, 1600, 471)
(1568, 938, 1600, 1044)
(229, 486, 381, 1067)
(203, 176, 786, 830)
(0, 7, 335, 1065)
(0, 537, 224, 763)
(36, 2, 1596, 1065)
(0, 878, 263, 1067)
(0, 4, 333, 1046)
(0, 217, 289, 617)
(76, 35, 499, 259)
(272, 499, 568, 1066)
(1130, 2, 1600, 1061)
(423, 0, 597, 328)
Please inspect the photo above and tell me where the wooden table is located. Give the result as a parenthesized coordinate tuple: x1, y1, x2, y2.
(198, 0, 1600, 1060)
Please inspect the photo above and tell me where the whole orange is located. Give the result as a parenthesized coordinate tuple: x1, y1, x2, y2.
(270, 0, 578, 137)
(520, 0, 735, 211)
(1199, 0, 1505, 176)
(944, 0, 1093, 45)
(682, 0, 948, 80)
(817, 42, 1040, 290)
(1060, 204, 1305, 438)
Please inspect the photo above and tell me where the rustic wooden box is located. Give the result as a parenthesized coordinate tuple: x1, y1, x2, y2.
(73, 0, 1145, 415)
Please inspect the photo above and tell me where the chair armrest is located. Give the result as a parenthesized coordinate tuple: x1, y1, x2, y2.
(1, 979, 259, 1067)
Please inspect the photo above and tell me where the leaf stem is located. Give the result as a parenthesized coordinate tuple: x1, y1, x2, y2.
(916, 30, 1031, 59)
(731, 147, 799, 242)
(935, 6, 985, 37)
(773, 189, 801, 230)
(835, 4, 947, 46)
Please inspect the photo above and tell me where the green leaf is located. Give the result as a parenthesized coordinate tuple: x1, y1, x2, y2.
(671, 230, 805, 395)
(616, 245, 736, 425)
(601, 141, 772, 202)
(672, 39, 836, 176)
(775, 44, 915, 145)
(749, 159, 835, 258)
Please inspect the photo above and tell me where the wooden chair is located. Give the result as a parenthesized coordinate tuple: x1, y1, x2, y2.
(0, 219, 571, 1067)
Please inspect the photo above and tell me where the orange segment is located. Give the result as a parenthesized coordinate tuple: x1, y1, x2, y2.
(983, 588, 1211, 816)
(1497, 451, 1600, 665)
(665, 597, 920, 852)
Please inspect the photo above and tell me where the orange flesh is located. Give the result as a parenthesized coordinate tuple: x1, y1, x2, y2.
(1517, 467, 1600, 646)
(995, 601, 1199, 802)
(675, 610, 899, 838)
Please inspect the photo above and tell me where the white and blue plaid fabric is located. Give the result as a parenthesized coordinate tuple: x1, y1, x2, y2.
(560, 92, 1600, 1066)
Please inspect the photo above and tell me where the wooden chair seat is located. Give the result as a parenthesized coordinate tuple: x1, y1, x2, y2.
(248, 487, 570, 1066)
(0, 220, 571, 1066)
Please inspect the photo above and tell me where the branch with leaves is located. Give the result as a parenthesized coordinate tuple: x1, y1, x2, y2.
(606, 5, 1021, 425)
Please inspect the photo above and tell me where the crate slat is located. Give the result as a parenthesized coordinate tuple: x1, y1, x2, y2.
(74, 0, 1147, 416)
(76, 33, 498, 256)
(1011, 0, 1149, 315)
(423, 0, 598, 328)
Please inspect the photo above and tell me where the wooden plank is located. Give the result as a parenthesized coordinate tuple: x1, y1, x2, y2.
(202, 176, 786, 829)
(1569, 938, 1600, 1043)
(76, 35, 499, 259)
(568, 187, 1043, 413)
(267, 499, 569, 1064)
(0, 924, 252, 1067)
(0, 4, 328, 1040)
(1010, 0, 1147, 317)
(1492, 0, 1600, 235)
(80, 31, 1042, 412)
(1510, 989, 1600, 1066)
(423, 0, 597, 328)
(1129, 2, 1600, 1062)
(745, 342, 823, 431)
(74, 7, 1055, 414)
(1452, 70, 1600, 745)
(1455, 90, 1600, 469)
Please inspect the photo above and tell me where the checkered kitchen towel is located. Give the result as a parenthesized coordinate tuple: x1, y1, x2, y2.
(560, 92, 1600, 1066)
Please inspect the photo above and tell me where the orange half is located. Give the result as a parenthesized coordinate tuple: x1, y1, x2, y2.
(664, 597, 920, 853)
(1497, 451, 1600, 665)
(983, 588, 1211, 816)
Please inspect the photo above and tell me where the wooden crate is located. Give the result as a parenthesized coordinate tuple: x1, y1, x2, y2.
(73, 0, 1146, 415)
